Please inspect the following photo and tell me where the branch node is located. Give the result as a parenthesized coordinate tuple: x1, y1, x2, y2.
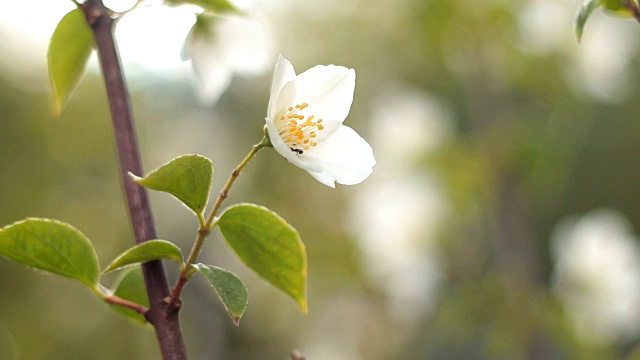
(170, 297, 183, 312)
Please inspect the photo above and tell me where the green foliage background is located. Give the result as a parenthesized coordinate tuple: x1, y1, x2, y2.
(2, 0, 640, 359)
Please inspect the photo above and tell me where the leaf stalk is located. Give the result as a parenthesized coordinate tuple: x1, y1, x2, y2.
(170, 133, 271, 301)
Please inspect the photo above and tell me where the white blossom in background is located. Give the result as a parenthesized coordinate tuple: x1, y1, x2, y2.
(368, 86, 453, 173)
(551, 209, 640, 344)
(265, 55, 375, 187)
(183, 12, 275, 106)
(0, 0, 73, 82)
(517, 0, 639, 102)
(350, 177, 445, 324)
(349, 87, 452, 327)
(517, 0, 573, 55)
(115, 4, 197, 72)
(568, 16, 638, 102)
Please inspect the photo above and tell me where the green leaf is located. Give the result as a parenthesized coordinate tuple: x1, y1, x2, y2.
(217, 203, 307, 312)
(48, 8, 94, 114)
(600, 0, 635, 16)
(194, 264, 248, 325)
(601, 0, 625, 10)
(575, 0, 601, 42)
(110, 267, 150, 325)
(103, 240, 184, 273)
(133, 154, 213, 215)
(165, 0, 239, 13)
(0, 218, 100, 288)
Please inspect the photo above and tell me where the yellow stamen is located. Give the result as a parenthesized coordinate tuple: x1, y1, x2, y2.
(276, 101, 325, 155)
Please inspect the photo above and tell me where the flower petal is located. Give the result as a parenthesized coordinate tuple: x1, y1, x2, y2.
(188, 32, 234, 106)
(186, 15, 275, 107)
(216, 16, 275, 76)
(198, 69, 233, 106)
(184, 18, 235, 106)
(302, 125, 375, 187)
(275, 64, 355, 137)
(268, 56, 296, 120)
(307, 170, 337, 188)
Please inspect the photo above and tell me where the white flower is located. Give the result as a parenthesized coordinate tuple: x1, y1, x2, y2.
(265, 56, 375, 188)
(183, 13, 275, 106)
(552, 209, 640, 343)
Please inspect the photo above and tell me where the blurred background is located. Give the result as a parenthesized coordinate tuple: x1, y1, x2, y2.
(2, 0, 640, 358)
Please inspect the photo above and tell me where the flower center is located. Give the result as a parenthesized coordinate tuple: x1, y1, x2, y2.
(276, 102, 324, 154)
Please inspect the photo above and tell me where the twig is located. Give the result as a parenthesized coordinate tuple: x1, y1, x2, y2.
(80, 1, 188, 358)
(104, 294, 150, 316)
(170, 135, 270, 302)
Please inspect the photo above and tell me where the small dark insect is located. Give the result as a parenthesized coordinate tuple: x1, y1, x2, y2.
(290, 147, 304, 155)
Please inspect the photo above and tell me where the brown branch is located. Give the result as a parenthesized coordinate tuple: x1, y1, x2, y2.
(80, 1, 188, 359)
